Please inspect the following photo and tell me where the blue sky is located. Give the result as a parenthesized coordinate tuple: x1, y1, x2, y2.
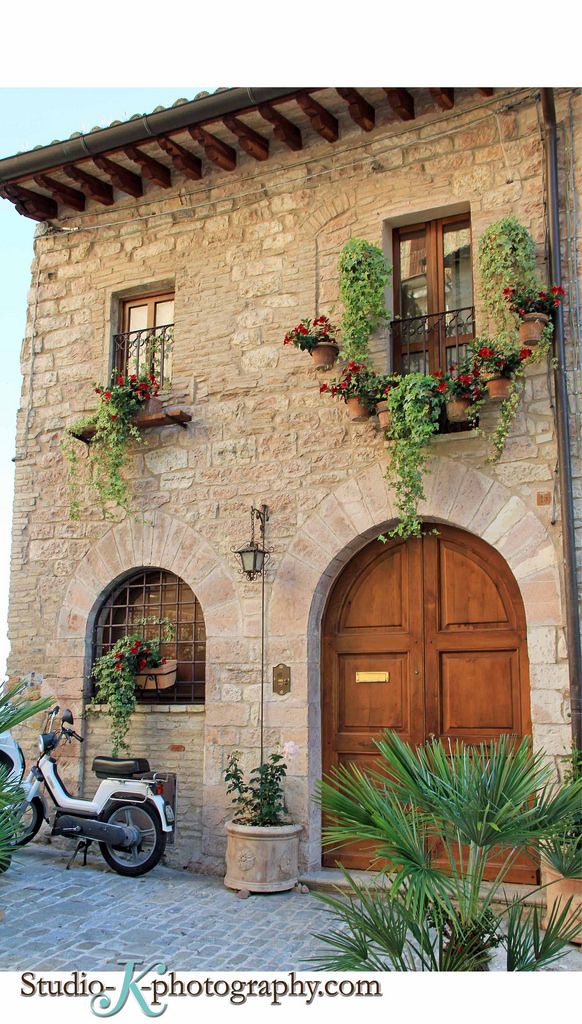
(0, 88, 207, 678)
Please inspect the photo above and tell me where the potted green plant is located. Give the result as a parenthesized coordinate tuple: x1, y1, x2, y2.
(381, 373, 447, 538)
(283, 316, 340, 370)
(319, 362, 383, 421)
(470, 340, 532, 400)
(442, 364, 483, 423)
(90, 617, 175, 755)
(478, 215, 538, 332)
(374, 374, 401, 431)
(63, 370, 162, 520)
(338, 238, 391, 361)
(504, 284, 565, 346)
(312, 731, 582, 971)
(223, 746, 302, 893)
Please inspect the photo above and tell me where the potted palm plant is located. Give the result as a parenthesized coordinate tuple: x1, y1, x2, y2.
(223, 746, 302, 893)
(313, 731, 582, 971)
(0, 681, 52, 872)
(540, 748, 582, 944)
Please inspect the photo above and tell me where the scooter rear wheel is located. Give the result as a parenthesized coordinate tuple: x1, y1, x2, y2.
(12, 797, 45, 847)
(99, 801, 166, 877)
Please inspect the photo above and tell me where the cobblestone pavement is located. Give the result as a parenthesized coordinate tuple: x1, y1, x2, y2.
(1, 845, 581, 972)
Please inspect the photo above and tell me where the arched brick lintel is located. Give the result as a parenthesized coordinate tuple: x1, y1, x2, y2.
(269, 456, 563, 645)
(57, 510, 242, 650)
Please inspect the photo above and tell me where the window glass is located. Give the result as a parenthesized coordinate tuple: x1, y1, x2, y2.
(442, 225, 473, 311)
(399, 232, 428, 319)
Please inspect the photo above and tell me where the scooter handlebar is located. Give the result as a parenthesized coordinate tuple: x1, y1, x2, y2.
(62, 726, 84, 743)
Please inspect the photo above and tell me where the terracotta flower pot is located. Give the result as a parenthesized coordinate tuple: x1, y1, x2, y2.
(542, 864, 582, 944)
(485, 377, 511, 401)
(446, 398, 471, 423)
(310, 342, 339, 371)
(346, 396, 371, 421)
(135, 659, 178, 691)
(224, 822, 303, 893)
(519, 312, 549, 346)
(141, 396, 163, 415)
(375, 400, 392, 431)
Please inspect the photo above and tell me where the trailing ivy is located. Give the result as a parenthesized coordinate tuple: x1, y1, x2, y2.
(478, 216, 537, 331)
(338, 238, 391, 360)
(64, 371, 161, 520)
(382, 374, 445, 539)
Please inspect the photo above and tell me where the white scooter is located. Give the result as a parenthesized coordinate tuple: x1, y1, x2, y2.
(4, 705, 175, 876)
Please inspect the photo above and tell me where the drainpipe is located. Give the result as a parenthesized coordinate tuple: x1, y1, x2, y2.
(541, 87, 582, 753)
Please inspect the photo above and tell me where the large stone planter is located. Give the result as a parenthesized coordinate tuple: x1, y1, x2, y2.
(542, 864, 582, 944)
(224, 822, 302, 893)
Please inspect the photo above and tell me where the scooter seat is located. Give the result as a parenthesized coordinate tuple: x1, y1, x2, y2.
(92, 756, 150, 779)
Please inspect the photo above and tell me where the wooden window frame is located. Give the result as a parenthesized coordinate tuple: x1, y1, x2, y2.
(120, 290, 175, 334)
(113, 290, 175, 385)
(392, 213, 474, 374)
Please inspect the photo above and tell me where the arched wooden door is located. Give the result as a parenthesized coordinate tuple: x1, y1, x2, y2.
(321, 525, 534, 881)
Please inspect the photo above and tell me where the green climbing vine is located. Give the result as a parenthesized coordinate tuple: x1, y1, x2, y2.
(338, 238, 392, 360)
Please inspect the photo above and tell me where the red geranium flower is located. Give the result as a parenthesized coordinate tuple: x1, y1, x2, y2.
(437, 382, 447, 392)
(478, 347, 493, 358)
(117, 374, 124, 385)
(519, 348, 533, 361)
(103, 390, 112, 400)
(319, 383, 329, 393)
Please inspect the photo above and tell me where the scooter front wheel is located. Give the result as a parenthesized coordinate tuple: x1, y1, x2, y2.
(12, 797, 45, 847)
(99, 801, 166, 877)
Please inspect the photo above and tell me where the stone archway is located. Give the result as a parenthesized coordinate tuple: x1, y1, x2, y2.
(267, 456, 567, 871)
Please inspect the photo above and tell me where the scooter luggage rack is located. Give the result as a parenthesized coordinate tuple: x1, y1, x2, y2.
(141, 770, 177, 845)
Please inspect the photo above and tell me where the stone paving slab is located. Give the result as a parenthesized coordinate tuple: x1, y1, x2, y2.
(1, 845, 581, 973)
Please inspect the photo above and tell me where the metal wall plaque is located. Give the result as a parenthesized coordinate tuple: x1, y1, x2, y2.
(273, 663, 291, 695)
(355, 671, 390, 683)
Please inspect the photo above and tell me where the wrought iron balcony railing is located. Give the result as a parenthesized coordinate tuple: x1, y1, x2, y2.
(390, 306, 476, 374)
(113, 323, 174, 388)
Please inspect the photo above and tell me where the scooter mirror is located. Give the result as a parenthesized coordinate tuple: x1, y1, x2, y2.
(61, 709, 74, 725)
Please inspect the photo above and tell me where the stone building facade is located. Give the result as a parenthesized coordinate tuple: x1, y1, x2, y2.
(1, 86, 581, 874)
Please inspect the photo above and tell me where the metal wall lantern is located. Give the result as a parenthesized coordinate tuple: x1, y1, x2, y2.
(235, 505, 270, 581)
(234, 503, 270, 763)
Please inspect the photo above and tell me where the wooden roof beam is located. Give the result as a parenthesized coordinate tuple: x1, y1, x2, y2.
(223, 116, 269, 161)
(336, 88, 375, 132)
(257, 103, 302, 151)
(63, 164, 114, 205)
(124, 145, 172, 188)
(295, 92, 338, 143)
(0, 183, 57, 221)
(479, 88, 494, 96)
(33, 174, 85, 212)
(430, 88, 455, 111)
(156, 137, 203, 180)
(384, 89, 415, 121)
(93, 156, 143, 197)
(188, 126, 237, 171)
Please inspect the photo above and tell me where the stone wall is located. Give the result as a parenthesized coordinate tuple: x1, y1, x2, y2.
(8, 86, 581, 874)
(82, 706, 205, 868)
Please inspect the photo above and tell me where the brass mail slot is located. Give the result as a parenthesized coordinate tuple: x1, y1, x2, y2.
(355, 671, 390, 683)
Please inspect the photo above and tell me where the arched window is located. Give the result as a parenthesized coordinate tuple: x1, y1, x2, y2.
(93, 569, 206, 704)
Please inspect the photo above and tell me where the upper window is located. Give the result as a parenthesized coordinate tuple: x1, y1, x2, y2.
(391, 215, 475, 374)
(93, 569, 205, 705)
(113, 291, 174, 388)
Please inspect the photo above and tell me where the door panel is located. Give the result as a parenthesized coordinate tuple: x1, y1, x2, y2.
(321, 525, 535, 881)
